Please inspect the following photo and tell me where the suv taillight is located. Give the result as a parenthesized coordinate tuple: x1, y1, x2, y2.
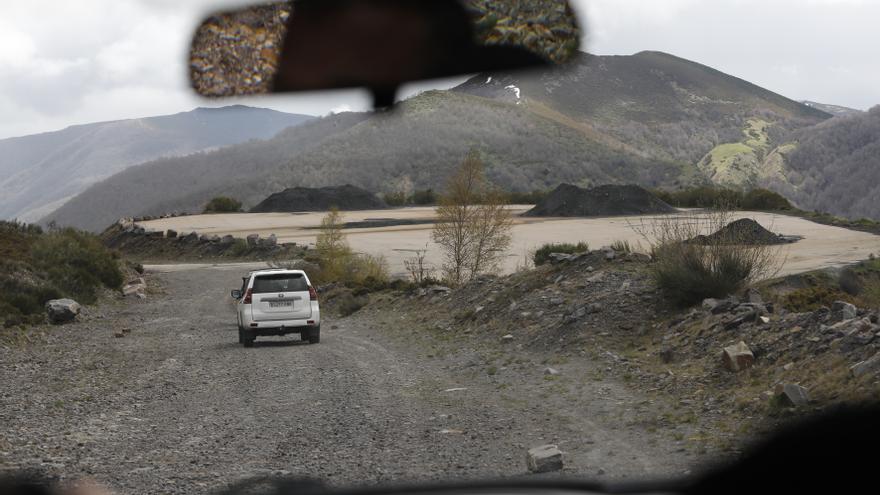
(308, 286, 318, 301)
(243, 288, 253, 304)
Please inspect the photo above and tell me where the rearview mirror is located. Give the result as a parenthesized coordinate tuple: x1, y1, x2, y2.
(231, 289, 243, 299)
(189, 0, 581, 107)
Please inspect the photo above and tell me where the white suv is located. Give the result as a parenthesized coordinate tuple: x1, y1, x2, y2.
(231, 269, 321, 347)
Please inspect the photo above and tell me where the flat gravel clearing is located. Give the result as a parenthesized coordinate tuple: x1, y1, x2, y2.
(1, 266, 694, 494)
(141, 208, 880, 277)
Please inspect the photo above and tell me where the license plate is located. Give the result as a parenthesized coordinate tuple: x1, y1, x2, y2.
(269, 301, 293, 308)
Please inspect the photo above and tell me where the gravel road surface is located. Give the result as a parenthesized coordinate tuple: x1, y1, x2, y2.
(1, 266, 695, 494)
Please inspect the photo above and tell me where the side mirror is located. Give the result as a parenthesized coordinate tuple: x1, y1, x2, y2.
(231, 289, 243, 299)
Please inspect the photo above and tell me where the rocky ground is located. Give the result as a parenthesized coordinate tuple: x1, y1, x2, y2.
(101, 222, 307, 263)
(2, 264, 700, 495)
(359, 247, 880, 453)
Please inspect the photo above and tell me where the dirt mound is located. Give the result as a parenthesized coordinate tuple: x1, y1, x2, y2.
(691, 218, 794, 245)
(250, 185, 386, 213)
(524, 184, 676, 217)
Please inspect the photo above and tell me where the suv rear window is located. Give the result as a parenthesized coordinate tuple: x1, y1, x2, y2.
(252, 273, 308, 293)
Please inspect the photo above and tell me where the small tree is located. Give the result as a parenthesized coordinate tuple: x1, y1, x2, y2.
(203, 196, 242, 213)
(315, 208, 351, 281)
(432, 151, 512, 286)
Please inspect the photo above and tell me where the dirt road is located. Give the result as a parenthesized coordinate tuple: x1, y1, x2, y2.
(1, 266, 698, 494)
(142, 208, 880, 278)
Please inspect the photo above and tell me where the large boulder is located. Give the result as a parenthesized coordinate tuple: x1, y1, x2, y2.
(45, 299, 81, 324)
(246, 234, 260, 247)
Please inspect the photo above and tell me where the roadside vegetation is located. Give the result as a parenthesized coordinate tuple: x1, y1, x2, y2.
(632, 210, 784, 306)
(533, 242, 589, 266)
(273, 208, 390, 289)
(762, 256, 880, 312)
(652, 186, 793, 211)
(203, 196, 243, 213)
(1, 221, 123, 327)
(432, 151, 513, 286)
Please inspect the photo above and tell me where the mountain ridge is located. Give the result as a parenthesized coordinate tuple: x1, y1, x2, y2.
(0, 105, 314, 222)
(45, 50, 877, 230)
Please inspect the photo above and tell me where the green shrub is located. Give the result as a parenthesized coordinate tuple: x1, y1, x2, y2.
(227, 238, 249, 257)
(533, 242, 589, 266)
(741, 189, 793, 211)
(652, 242, 756, 306)
(652, 187, 793, 211)
(784, 286, 852, 312)
(633, 210, 782, 307)
(0, 225, 123, 320)
(411, 189, 437, 205)
(203, 196, 242, 213)
(382, 191, 408, 207)
(30, 228, 123, 304)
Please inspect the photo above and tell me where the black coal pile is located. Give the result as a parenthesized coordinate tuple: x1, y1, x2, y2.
(250, 185, 387, 213)
(690, 218, 797, 245)
(524, 184, 676, 217)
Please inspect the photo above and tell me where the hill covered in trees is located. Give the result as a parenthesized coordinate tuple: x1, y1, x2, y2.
(47, 50, 880, 230)
(766, 107, 880, 220)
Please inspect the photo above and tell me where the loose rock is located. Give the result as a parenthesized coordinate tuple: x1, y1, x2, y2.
(774, 383, 810, 406)
(850, 352, 880, 377)
(722, 341, 755, 372)
(526, 444, 564, 473)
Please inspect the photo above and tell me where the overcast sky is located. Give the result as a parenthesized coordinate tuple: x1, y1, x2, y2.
(1, 0, 878, 139)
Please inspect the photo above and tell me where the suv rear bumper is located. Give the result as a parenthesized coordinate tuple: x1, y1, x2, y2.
(242, 317, 320, 337)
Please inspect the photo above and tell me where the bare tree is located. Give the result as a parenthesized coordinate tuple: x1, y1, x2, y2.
(468, 188, 513, 276)
(432, 151, 512, 285)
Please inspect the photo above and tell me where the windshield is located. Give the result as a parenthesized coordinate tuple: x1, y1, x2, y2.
(2, 1, 880, 494)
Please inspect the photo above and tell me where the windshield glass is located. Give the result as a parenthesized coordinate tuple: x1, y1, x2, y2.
(2, 1, 880, 494)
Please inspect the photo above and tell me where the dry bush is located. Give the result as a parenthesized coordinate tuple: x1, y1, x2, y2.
(404, 243, 437, 285)
(631, 210, 785, 306)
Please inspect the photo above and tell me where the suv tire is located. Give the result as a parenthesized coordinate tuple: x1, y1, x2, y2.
(308, 326, 320, 344)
